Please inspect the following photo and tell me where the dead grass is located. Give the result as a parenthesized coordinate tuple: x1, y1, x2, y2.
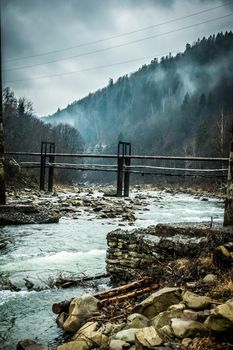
(198, 255, 214, 267)
(211, 275, 233, 298)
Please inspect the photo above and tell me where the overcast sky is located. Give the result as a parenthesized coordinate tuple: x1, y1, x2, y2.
(1, 0, 233, 116)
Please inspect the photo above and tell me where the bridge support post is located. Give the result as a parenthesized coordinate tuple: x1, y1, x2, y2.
(40, 142, 47, 191)
(40, 141, 55, 192)
(117, 155, 123, 198)
(48, 143, 55, 192)
(124, 144, 131, 197)
(117, 141, 131, 197)
(224, 140, 233, 226)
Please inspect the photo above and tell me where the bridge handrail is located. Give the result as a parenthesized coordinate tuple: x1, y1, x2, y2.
(5, 151, 229, 162)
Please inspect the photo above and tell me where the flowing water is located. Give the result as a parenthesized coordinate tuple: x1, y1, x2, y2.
(0, 190, 224, 349)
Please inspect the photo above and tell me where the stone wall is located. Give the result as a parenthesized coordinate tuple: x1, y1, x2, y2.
(106, 223, 233, 280)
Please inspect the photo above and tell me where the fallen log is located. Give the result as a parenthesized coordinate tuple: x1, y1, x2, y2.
(97, 283, 160, 308)
(52, 277, 157, 315)
(94, 276, 153, 300)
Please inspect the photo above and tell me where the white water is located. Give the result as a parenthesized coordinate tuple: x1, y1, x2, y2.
(0, 190, 224, 348)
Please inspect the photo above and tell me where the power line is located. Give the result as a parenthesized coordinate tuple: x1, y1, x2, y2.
(4, 1, 233, 63)
(4, 12, 233, 73)
(4, 49, 180, 84)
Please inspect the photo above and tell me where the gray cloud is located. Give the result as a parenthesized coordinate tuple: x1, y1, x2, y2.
(1, 0, 233, 115)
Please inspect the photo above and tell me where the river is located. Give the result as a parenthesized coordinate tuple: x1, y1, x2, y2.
(0, 189, 224, 349)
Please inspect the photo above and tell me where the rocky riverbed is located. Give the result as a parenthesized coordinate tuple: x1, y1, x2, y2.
(0, 185, 230, 349)
(44, 285, 233, 350)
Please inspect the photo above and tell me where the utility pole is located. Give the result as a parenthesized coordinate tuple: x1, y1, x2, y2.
(0, 0, 6, 205)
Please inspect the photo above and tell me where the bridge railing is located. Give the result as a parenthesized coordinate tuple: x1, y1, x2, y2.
(5, 141, 229, 197)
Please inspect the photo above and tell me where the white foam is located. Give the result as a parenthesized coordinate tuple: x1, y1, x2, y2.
(0, 289, 37, 305)
(1, 249, 106, 271)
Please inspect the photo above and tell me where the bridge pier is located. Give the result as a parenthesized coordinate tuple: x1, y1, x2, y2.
(117, 141, 131, 197)
(224, 140, 233, 226)
(40, 141, 55, 192)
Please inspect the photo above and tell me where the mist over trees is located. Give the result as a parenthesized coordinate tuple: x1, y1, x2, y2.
(3, 87, 84, 183)
(46, 31, 233, 157)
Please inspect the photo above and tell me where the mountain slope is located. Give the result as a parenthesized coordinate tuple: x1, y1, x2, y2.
(45, 31, 233, 157)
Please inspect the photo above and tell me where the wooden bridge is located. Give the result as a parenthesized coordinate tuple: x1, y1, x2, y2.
(4, 141, 229, 191)
(3, 140, 233, 225)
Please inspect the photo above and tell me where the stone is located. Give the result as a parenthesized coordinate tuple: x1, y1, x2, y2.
(98, 322, 115, 335)
(56, 312, 67, 328)
(127, 313, 149, 329)
(56, 341, 90, 350)
(16, 339, 48, 350)
(168, 303, 186, 311)
(171, 318, 209, 338)
(57, 322, 109, 350)
(63, 295, 99, 332)
(135, 326, 163, 349)
(109, 339, 131, 350)
(72, 321, 99, 339)
(133, 287, 182, 319)
(159, 325, 174, 341)
(106, 224, 233, 281)
(204, 299, 233, 332)
(111, 323, 127, 335)
(182, 291, 212, 310)
(181, 338, 192, 347)
(182, 310, 205, 322)
(112, 328, 141, 343)
(150, 309, 184, 330)
(203, 274, 218, 283)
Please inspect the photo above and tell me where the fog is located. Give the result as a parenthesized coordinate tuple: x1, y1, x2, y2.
(2, 0, 233, 115)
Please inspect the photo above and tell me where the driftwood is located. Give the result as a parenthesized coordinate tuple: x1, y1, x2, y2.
(52, 276, 157, 315)
(94, 276, 153, 300)
(97, 283, 160, 308)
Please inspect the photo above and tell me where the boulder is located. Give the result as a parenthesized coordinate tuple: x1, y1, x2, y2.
(182, 291, 212, 310)
(204, 299, 233, 332)
(168, 303, 186, 312)
(150, 309, 184, 330)
(63, 295, 99, 332)
(56, 322, 109, 350)
(202, 274, 218, 283)
(171, 318, 209, 338)
(112, 328, 141, 343)
(181, 338, 192, 347)
(16, 339, 48, 350)
(135, 326, 163, 349)
(109, 339, 131, 349)
(127, 313, 149, 329)
(98, 322, 115, 335)
(72, 321, 99, 339)
(133, 287, 182, 319)
(56, 312, 67, 328)
(182, 309, 205, 322)
(158, 325, 174, 342)
(56, 341, 89, 350)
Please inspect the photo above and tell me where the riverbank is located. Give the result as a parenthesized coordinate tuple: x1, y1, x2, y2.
(0, 185, 229, 349)
(38, 224, 233, 350)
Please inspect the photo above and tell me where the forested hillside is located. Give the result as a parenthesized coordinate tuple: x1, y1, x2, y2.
(46, 31, 233, 157)
(3, 88, 84, 183)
